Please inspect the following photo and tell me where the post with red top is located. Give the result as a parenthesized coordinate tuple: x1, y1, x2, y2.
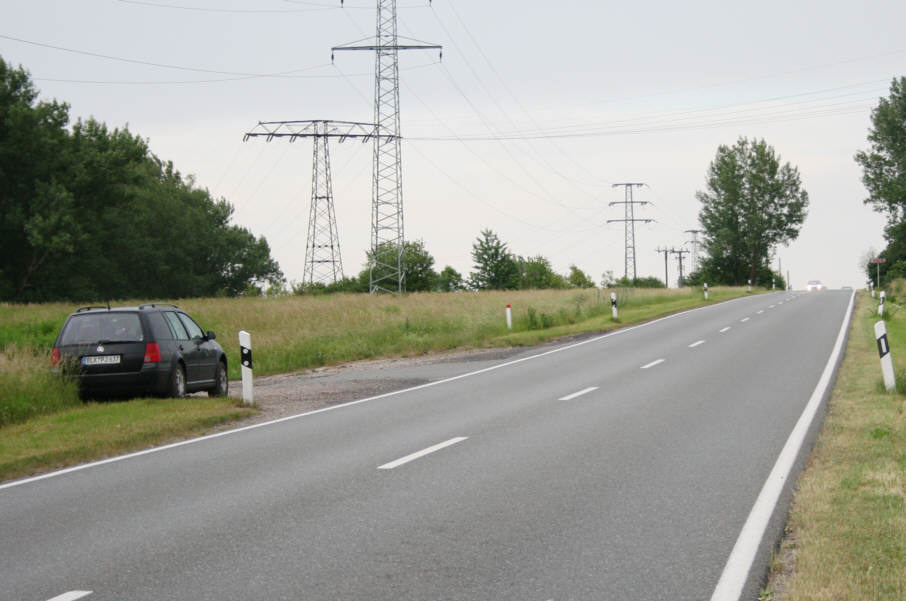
(505, 304, 512, 330)
(239, 330, 253, 405)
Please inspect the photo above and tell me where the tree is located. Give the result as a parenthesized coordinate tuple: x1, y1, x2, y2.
(517, 255, 567, 289)
(435, 266, 465, 292)
(363, 239, 437, 293)
(568, 265, 596, 288)
(855, 77, 906, 225)
(855, 77, 906, 285)
(696, 137, 808, 286)
(469, 229, 519, 290)
(0, 57, 284, 301)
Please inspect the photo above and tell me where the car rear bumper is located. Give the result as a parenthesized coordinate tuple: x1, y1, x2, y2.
(75, 363, 172, 397)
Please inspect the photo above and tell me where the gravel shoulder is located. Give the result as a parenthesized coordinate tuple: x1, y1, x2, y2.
(224, 338, 589, 426)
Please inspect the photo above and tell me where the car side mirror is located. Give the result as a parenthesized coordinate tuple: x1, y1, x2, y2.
(206, 331, 216, 340)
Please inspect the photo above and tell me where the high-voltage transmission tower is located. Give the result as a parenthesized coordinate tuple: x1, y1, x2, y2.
(332, 0, 442, 294)
(607, 183, 652, 281)
(243, 120, 377, 287)
(671, 248, 690, 287)
(685, 229, 704, 274)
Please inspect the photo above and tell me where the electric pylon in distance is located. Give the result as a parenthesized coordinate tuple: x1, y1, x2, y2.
(243, 120, 377, 287)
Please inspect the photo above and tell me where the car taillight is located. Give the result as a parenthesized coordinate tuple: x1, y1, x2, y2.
(144, 343, 161, 363)
(51, 347, 61, 367)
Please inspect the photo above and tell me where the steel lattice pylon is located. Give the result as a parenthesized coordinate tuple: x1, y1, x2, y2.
(333, 0, 441, 293)
(243, 120, 377, 287)
(308, 131, 342, 285)
(607, 183, 652, 281)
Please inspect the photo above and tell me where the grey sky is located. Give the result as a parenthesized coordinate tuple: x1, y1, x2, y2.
(2, 0, 901, 289)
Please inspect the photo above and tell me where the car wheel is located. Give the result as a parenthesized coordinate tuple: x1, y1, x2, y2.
(209, 361, 228, 397)
(169, 364, 186, 399)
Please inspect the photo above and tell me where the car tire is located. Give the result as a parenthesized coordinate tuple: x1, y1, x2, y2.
(169, 363, 186, 399)
(209, 361, 228, 397)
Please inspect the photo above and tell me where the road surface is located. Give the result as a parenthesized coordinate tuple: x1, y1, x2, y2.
(1, 290, 853, 601)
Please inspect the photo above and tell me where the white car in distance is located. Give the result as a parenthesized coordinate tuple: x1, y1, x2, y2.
(806, 280, 825, 292)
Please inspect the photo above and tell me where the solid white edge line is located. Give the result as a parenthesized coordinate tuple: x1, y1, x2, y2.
(558, 386, 599, 401)
(709, 291, 855, 601)
(46, 592, 92, 601)
(0, 294, 760, 492)
(378, 437, 468, 470)
(688, 340, 706, 348)
(641, 358, 665, 369)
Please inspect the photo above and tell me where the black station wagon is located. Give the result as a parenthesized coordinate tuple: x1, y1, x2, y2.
(52, 304, 228, 399)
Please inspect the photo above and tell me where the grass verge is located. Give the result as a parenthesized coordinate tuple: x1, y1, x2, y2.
(0, 397, 256, 483)
(764, 291, 906, 600)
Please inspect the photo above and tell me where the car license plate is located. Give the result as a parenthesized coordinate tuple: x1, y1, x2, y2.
(82, 355, 121, 366)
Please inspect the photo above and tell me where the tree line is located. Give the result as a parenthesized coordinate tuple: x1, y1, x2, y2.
(295, 231, 598, 295)
(17, 48, 887, 302)
(0, 57, 282, 302)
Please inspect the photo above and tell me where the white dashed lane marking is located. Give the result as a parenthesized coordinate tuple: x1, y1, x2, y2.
(559, 387, 599, 401)
(378, 437, 468, 470)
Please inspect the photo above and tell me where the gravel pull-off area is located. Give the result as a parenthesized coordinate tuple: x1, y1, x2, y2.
(225, 345, 537, 425)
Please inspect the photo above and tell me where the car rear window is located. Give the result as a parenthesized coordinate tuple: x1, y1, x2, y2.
(60, 313, 144, 345)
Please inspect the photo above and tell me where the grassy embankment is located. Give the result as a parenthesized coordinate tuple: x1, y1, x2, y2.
(0, 286, 747, 482)
(765, 290, 906, 600)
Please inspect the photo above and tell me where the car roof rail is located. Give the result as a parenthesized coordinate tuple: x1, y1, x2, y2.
(76, 305, 110, 313)
(138, 303, 180, 310)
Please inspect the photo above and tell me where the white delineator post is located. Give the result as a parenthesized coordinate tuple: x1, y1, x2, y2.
(875, 320, 896, 392)
(505, 304, 512, 330)
(879, 291, 886, 316)
(239, 330, 253, 405)
(747, 279, 752, 292)
(704, 282, 709, 300)
(611, 292, 618, 319)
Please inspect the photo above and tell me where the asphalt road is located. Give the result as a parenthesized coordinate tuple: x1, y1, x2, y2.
(1, 290, 853, 601)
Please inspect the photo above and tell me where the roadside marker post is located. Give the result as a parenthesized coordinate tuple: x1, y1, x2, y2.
(611, 292, 618, 319)
(875, 320, 897, 392)
(505, 304, 512, 330)
(704, 282, 709, 300)
(747, 279, 752, 292)
(239, 330, 253, 405)
(879, 291, 886, 317)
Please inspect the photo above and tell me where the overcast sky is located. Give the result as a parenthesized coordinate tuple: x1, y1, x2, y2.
(3, 0, 903, 289)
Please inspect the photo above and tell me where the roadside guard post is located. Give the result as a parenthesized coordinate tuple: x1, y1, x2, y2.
(879, 291, 886, 317)
(875, 321, 896, 392)
(747, 279, 752, 292)
(611, 292, 618, 319)
(704, 282, 709, 300)
(239, 330, 253, 405)
(505, 304, 512, 330)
